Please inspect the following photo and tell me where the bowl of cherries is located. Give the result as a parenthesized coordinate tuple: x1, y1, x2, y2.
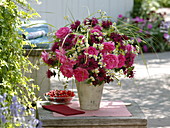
(44, 90, 75, 104)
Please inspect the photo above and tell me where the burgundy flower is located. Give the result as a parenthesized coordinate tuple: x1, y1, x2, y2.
(47, 58, 56, 66)
(90, 29, 104, 44)
(46, 69, 56, 78)
(102, 20, 112, 29)
(125, 53, 136, 67)
(117, 54, 126, 68)
(70, 20, 81, 30)
(62, 34, 76, 50)
(110, 32, 123, 43)
(76, 54, 87, 68)
(83, 17, 99, 26)
(105, 76, 114, 83)
(86, 58, 98, 70)
(123, 67, 135, 78)
(76, 55, 98, 70)
(97, 68, 106, 81)
(51, 42, 60, 52)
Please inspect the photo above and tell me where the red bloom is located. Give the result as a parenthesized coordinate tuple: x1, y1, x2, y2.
(125, 53, 136, 67)
(62, 34, 76, 50)
(70, 20, 81, 30)
(102, 20, 112, 29)
(51, 42, 60, 52)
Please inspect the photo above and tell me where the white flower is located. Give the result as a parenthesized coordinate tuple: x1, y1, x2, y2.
(98, 44, 104, 50)
(90, 76, 95, 81)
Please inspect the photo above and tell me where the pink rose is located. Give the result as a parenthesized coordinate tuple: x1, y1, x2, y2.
(84, 46, 99, 55)
(55, 27, 70, 39)
(60, 64, 73, 78)
(55, 49, 67, 64)
(73, 67, 89, 82)
(41, 51, 49, 63)
(103, 54, 118, 69)
(117, 54, 126, 68)
(102, 41, 115, 53)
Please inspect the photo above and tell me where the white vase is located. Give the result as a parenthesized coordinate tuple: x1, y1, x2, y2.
(76, 81, 104, 110)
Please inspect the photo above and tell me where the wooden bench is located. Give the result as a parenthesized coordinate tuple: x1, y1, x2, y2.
(36, 101, 147, 128)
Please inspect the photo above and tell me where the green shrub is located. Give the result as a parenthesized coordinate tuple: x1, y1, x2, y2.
(0, 0, 40, 127)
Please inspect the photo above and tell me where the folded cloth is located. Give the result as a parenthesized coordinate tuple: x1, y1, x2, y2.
(23, 30, 46, 40)
(42, 104, 85, 116)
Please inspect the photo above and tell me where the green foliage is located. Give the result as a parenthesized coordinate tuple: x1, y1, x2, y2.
(117, 12, 170, 52)
(131, 0, 170, 18)
(0, 1, 40, 126)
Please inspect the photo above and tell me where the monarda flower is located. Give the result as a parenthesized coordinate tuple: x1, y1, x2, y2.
(125, 52, 136, 67)
(70, 20, 81, 31)
(90, 29, 104, 44)
(102, 20, 112, 29)
(83, 17, 99, 27)
(51, 42, 60, 52)
(62, 34, 76, 50)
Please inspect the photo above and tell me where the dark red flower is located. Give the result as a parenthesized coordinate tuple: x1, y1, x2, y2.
(90, 29, 104, 44)
(102, 20, 112, 29)
(97, 68, 106, 81)
(62, 34, 76, 50)
(110, 32, 123, 43)
(76, 55, 98, 70)
(125, 53, 136, 67)
(51, 42, 61, 52)
(83, 17, 99, 26)
(70, 20, 81, 30)
(46, 69, 56, 78)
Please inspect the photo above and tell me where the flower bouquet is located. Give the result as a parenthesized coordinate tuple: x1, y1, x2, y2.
(41, 13, 138, 86)
(41, 12, 139, 110)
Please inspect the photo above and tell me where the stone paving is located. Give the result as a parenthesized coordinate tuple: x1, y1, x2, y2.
(50, 51, 170, 128)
